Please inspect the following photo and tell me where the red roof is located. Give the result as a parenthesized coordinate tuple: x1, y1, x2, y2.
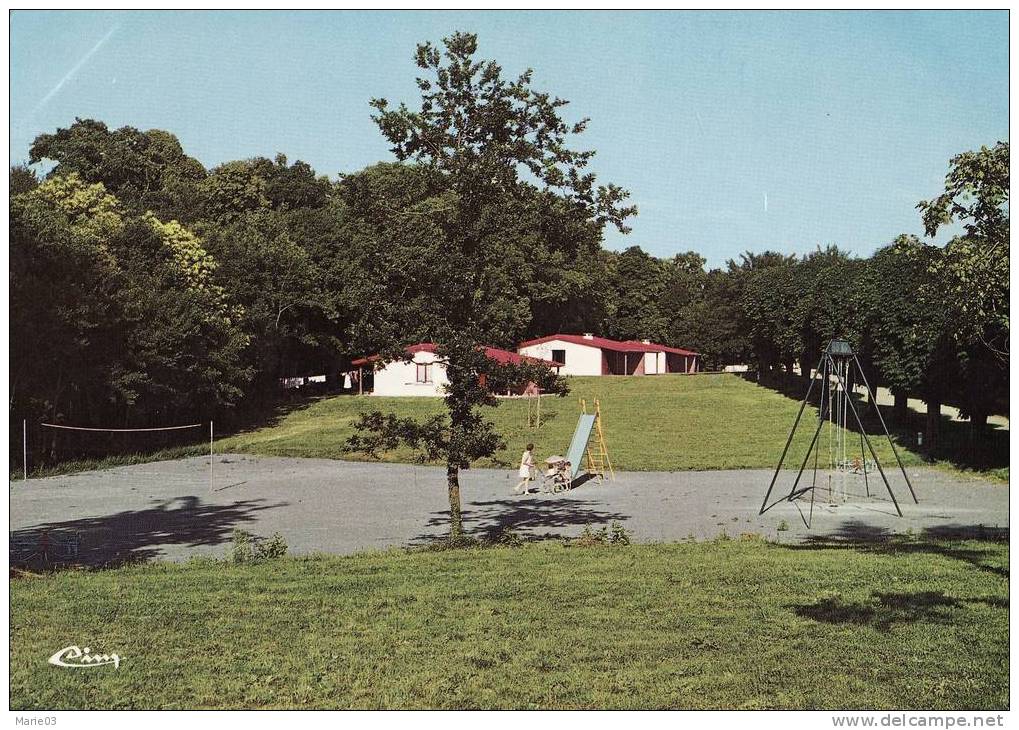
(517, 334, 699, 357)
(352, 343, 562, 368)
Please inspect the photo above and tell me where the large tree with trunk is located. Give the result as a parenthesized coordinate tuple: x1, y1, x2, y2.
(917, 142, 1009, 443)
(344, 32, 634, 539)
(860, 236, 957, 453)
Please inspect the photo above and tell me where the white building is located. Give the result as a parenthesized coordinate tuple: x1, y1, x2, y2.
(352, 343, 560, 397)
(517, 334, 699, 377)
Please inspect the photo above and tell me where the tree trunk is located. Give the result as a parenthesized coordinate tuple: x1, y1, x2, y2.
(893, 389, 908, 423)
(970, 411, 988, 435)
(969, 411, 988, 460)
(924, 397, 941, 457)
(801, 355, 814, 386)
(446, 463, 463, 540)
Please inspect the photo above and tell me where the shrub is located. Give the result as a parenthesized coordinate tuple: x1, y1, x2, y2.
(494, 528, 524, 548)
(568, 521, 632, 547)
(229, 529, 289, 564)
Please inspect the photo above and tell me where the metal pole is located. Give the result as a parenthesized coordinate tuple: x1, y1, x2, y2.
(830, 364, 903, 517)
(852, 355, 919, 504)
(23, 419, 28, 481)
(784, 394, 831, 503)
(811, 357, 827, 493)
(209, 420, 214, 491)
(759, 353, 825, 515)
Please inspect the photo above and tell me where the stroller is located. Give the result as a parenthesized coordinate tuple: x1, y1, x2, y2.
(541, 455, 573, 493)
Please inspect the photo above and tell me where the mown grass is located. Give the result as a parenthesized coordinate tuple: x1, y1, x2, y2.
(217, 374, 1006, 479)
(10, 537, 1008, 709)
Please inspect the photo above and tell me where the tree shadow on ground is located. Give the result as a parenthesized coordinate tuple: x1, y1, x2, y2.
(782, 520, 1009, 578)
(791, 589, 1005, 632)
(10, 496, 289, 569)
(744, 372, 1008, 475)
(411, 496, 628, 545)
(783, 520, 1008, 631)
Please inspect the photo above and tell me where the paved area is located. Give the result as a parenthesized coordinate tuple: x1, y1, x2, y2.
(9, 455, 1009, 565)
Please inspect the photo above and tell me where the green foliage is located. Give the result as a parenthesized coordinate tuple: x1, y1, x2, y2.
(570, 521, 632, 547)
(201, 208, 337, 398)
(861, 236, 952, 396)
(9, 164, 39, 195)
(604, 246, 671, 341)
(9, 173, 251, 461)
(29, 118, 206, 221)
(229, 529, 289, 564)
(917, 143, 1009, 394)
(917, 141, 1009, 243)
(494, 528, 525, 548)
(734, 253, 801, 371)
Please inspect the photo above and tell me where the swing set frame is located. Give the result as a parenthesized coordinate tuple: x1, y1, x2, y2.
(759, 338, 919, 527)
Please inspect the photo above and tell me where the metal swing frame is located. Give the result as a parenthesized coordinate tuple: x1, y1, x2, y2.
(759, 338, 919, 527)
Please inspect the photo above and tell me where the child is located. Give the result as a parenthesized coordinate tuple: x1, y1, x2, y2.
(514, 443, 535, 495)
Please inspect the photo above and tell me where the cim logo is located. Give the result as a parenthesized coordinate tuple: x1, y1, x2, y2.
(48, 645, 120, 670)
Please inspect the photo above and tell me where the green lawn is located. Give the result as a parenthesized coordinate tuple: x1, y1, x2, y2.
(10, 537, 1008, 709)
(217, 374, 1004, 478)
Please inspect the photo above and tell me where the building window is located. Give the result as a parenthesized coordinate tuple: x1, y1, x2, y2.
(416, 363, 433, 383)
(552, 349, 566, 365)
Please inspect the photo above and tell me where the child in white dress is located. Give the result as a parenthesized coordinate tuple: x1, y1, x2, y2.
(514, 443, 535, 495)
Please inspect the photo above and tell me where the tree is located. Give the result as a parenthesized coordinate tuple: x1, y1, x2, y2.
(10, 172, 251, 460)
(111, 214, 251, 419)
(668, 265, 748, 370)
(10, 174, 125, 431)
(346, 32, 635, 538)
(201, 209, 331, 397)
(917, 142, 1009, 364)
(792, 246, 863, 384)
(10, 164, 39, 195)
(860, 236, 956, 453)
(29, 119, 207, 221)
(916, 142, 1009, 442)
(732, 252, 800, 375)
(604, 246, 670, 342)
(198, 160, 271, 223)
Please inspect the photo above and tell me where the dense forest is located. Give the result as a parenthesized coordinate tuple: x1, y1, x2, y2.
(9, 116, 1008, 460)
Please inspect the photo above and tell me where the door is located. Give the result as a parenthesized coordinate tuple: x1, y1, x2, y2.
(644, 352, 658, 375)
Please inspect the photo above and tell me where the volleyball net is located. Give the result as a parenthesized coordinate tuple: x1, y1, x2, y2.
(17, 420, 215, 490)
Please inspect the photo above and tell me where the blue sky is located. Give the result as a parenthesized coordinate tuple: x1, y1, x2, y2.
(10, 10, 1008, 267)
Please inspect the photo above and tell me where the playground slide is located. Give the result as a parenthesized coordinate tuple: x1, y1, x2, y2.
(566, 414, 597, 479)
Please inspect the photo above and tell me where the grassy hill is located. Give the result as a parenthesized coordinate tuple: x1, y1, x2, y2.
(217, 374, 1006, 478)
(10, 536, 1007, 709)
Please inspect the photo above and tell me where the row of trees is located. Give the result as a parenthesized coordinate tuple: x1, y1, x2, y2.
(10, 33, 1007, 534)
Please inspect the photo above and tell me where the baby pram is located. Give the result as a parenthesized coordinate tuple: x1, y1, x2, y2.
(541, 455, 573, 493)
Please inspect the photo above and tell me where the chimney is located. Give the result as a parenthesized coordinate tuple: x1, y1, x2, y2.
(641, 339, 651, 344)
(582, 333, 594, 340)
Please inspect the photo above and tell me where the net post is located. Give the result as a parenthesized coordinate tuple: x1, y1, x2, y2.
(23, 419, 28, 481)
(209, 420, 214, 491)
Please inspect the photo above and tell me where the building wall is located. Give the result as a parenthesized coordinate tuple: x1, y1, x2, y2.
(632, 353, 645, 375)
(665, 352, 698, 373)
(644, 351, 667, 374)
(371, 350, 449, 396)
(517, 339, 604, 376)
